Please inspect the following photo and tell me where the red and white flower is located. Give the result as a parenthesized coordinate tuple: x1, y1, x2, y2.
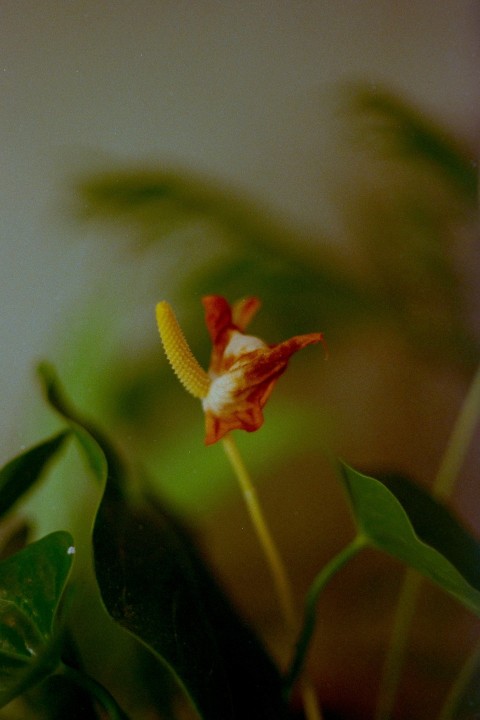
(156, 295, 324, 445)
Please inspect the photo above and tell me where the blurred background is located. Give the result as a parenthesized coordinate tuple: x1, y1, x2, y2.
(1, 3, 479, 719)
(1, 1, 478, 451)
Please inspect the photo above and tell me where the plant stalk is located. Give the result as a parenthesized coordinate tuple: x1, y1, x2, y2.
(374, 568, 421, 720)
(433, 361, 480, 500)
(221, 432, 323, 720)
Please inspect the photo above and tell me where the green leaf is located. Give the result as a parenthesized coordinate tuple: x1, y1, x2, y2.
(374, 472, 480, 588)
(349, 86, 478, 200)
(78, 168, 381, 332)
(0, 432, 71, 519)
(78, 168, 310, 258)
(287, 466, 480, 695)
(340, 463, 480, 616)
(38, 363, 289, 720)
(0, 531, 75, 707)
(94, 491, 289, 720)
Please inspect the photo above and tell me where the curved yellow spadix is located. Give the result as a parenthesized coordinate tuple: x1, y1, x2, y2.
(156, 301, 211, 399)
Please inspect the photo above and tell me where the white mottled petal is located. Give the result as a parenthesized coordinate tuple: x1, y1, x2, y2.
(224, 331, 267, 359)
(202, 369, 244, 415)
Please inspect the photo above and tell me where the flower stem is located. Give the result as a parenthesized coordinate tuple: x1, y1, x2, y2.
(221, 433, 297, 631)
(221, 433, 323, 720)
(375, 361, 480, 720)
(374, 568, 421, 720)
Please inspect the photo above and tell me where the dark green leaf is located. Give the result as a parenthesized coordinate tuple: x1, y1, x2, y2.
(38, 363, 290, 719)
(0, 531, 75, 707)
(23, 672, 99, 720)
(94, 491, 289, 720)
(340, 463, 480, 616)
(0, 432, 71, 519)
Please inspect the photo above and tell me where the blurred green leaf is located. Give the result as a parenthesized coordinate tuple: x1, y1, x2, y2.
(75, 83, 480, 378)
(0, 432, 71, 519)
(0, 531, 75, 708)
(340, 463, 480, 615)
(78, 168, 379, 337)
(79, 168, 316, 259)
(76, 140, 479, 376)
(187, 251, 378, 337)
(38, 362, 290, 720)
(348, 86, 477, 200)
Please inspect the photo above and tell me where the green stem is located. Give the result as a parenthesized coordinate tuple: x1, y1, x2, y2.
(285, 535, 367, 696)
(60, 663, 130, 720)
(374, 569, 421, 720)
(221, 433, 323, 720)
(222, 433, 297, 631)
(437, 640, 480, 720)
(433, 361, 480, 499)
(375, 360, 480, 720)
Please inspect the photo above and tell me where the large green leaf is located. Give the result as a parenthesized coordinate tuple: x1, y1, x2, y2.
(340, 463, 480, 615)
(38, 362, 290, 720)
(0, 531, 75, 707)
(0, 432, 71, 519)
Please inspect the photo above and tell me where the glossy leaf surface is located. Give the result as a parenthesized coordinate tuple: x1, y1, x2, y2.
(0, 531, 75, 707)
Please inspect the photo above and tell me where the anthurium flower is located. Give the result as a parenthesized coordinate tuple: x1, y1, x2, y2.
(156, 296, 324, 445)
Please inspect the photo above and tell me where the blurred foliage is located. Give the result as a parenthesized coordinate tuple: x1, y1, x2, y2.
(66, 84, 480, 516)
(77, 84, 478, 365)
(346, 87, 477, 200)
